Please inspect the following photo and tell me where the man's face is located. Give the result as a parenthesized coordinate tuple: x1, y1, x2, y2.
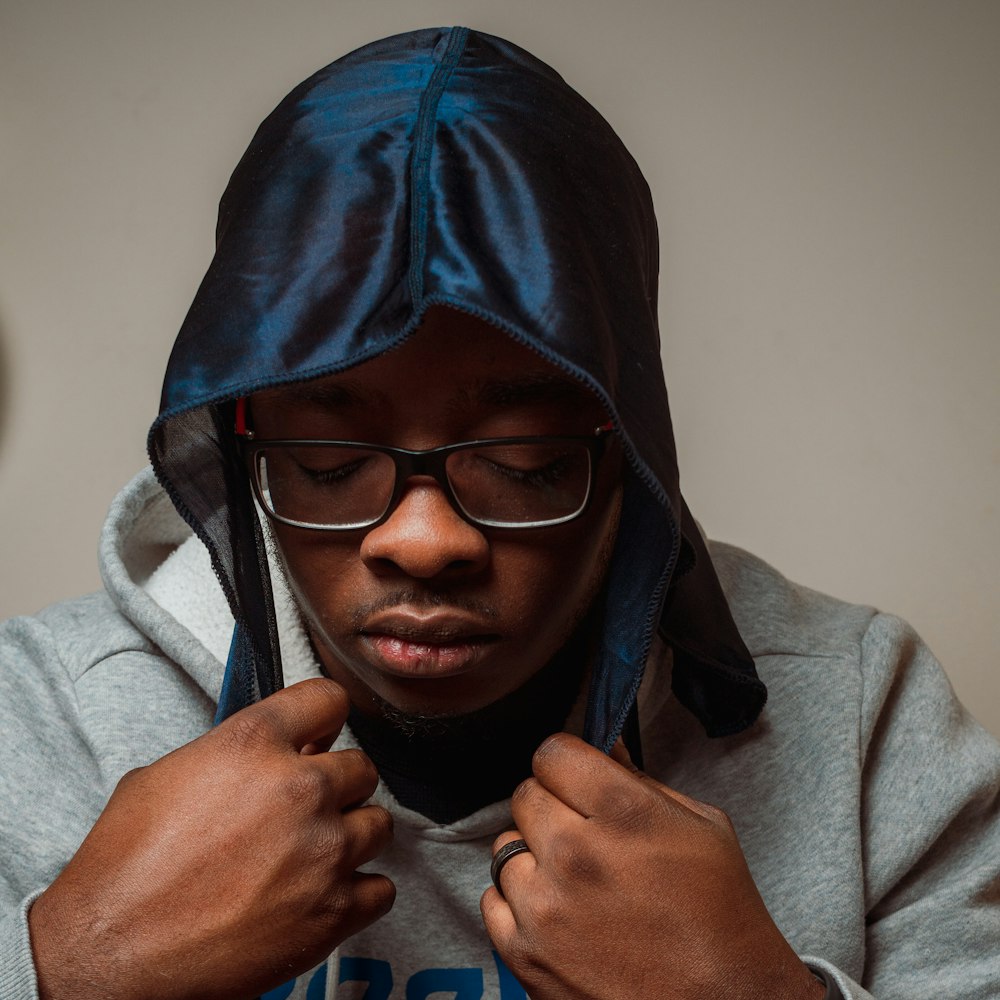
(250, 307, 622, 719)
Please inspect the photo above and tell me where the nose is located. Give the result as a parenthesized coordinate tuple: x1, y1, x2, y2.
(360, 480, 490, 579)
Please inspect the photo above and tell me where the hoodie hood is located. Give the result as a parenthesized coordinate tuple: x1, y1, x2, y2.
(148, 26, 766, 750)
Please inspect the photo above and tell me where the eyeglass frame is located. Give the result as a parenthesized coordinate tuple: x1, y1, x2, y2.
(238, 422, 615, 532)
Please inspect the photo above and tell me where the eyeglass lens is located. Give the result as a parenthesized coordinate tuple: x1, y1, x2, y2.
(255, 442, 592, 528)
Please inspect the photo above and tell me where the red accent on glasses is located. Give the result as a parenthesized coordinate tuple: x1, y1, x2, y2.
(235, 397, 249, 436)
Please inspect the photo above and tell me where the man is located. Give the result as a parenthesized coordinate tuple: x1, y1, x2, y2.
(2, 26, 997, 1000)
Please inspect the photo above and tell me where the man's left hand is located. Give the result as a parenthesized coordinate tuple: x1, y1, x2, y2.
(481, 733, 825, 1000)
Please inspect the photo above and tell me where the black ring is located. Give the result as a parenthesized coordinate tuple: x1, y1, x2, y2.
(490, 838, 531, 897)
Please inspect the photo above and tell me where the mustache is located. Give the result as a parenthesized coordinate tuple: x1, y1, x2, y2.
(349, 590, 500, 629)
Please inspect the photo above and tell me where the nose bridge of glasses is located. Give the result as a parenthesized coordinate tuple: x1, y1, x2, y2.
(375, 459, 488, 558)
(392, 446, 455, 497)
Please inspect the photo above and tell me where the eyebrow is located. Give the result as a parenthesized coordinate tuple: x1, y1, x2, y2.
(257, 370, 596, 412)
(471, 372, 597, 408)
(261, 379, 380, 409)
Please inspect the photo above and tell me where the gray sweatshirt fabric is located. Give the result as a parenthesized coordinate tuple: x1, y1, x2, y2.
(2, 467, 998, 999)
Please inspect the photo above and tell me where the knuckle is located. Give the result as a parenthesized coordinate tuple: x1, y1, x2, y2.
(503, 931, 542, 971)
(561, 845, 604, 884)
(280, 766, 328, 811)
(321, 819, 380, 875)
(338, 745, 368, 767)
(320, 873, 395, 928)
(365, 804, 395, 844)
(319, 879, 356, 921)
(548, 830, 604, 883)
(602, 787, 656, 833)
(322, 821, 350, 859)
(303, 676, 351, 717)
(521, 883, 561, 931)
(325, 823, 352, 863)
(369, 874, 397, 915)
(222, 709, 278, 754)
(511, 776, 540, 805)
(341, 747, 378, 785)
(532, 731, 574, 764)
(335, 804, 394, 860)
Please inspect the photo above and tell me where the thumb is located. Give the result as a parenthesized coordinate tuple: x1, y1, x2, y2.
(610, 736, 723, 821)
(221, 677, 351, 754)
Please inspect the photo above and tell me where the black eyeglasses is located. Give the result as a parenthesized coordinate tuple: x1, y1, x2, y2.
(243, 426, 612, 531)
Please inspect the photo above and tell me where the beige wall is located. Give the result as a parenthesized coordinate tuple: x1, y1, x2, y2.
(2, 1, 997, 738)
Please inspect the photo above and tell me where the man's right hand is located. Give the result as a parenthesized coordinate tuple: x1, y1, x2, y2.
(28, 678, 395, 1000)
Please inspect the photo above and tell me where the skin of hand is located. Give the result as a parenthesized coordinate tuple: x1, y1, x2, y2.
(481, 733, 826, 1000)
(28, 678, 394, 1000)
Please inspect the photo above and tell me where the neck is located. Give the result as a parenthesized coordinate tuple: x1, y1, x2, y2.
(347, 628, 591, 824)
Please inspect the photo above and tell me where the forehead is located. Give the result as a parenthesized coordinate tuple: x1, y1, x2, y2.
(251, 308, 604, 428)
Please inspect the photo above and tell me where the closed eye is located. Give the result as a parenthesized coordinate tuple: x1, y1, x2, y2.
(297, 456, 370, 484)
(477, 454, 575, 488)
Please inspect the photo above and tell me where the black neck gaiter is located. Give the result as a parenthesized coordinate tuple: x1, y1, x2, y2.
(348, 631, 590, 824)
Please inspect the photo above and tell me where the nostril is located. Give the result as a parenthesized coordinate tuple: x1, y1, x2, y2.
(362, 541, 490, 580)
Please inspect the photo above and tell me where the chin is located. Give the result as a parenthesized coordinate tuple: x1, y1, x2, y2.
(366, 676, 504, 720)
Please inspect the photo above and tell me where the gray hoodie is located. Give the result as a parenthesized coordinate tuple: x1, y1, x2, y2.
(2, 467, 998, 999)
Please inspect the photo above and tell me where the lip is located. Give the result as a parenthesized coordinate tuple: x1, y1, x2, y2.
(357, 611, 500, 677)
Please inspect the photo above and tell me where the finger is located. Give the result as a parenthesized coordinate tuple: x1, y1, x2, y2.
(548, 733, 718, 822)
(298, 747, 379, 809)
(339, 803, 395, 869)
(492, 830, 528, 854)
(320, 746, 380, 800)
(531, 732, 646, 818)
(350, 871, 396, 915)
(225, 678, 351, 753)
(605, 737, 715, 815)
(480, 884, 518, 947)
(489, 831, 537, 902)
(334, 872, 396, 938)
(308, 747, 380, 808)
(533, 732, 720, 826)
(645, 780, 724, 822)
(509, 777, 583, 861)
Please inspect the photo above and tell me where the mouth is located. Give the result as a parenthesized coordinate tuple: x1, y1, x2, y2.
(357, 612, 500, 677)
